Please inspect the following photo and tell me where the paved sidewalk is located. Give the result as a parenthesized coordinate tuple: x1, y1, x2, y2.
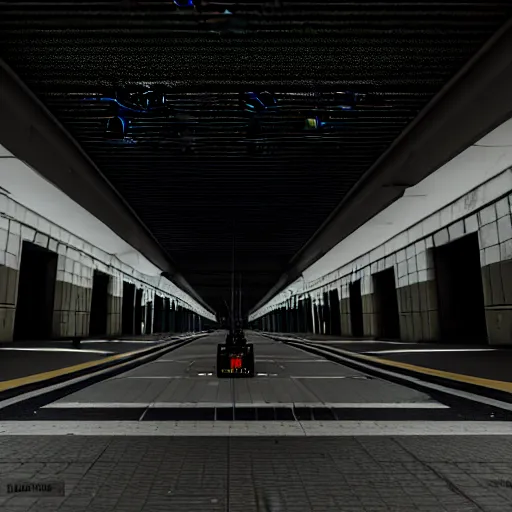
(0, 435, 511, 511)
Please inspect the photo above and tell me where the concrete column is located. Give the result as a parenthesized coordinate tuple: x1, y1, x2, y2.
(360, 275, 378, 338)
(107, 275, 122, 336)
(396, 249, 439, 342)
(0, 264, 18, 341)
(481, 252, 512, 344)
(52, 255, 92, 338)
(340, 283, 352, 336)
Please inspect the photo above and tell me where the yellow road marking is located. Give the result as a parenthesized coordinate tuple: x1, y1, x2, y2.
(306, 343, 512, 394)
(0, 343, 164, 392)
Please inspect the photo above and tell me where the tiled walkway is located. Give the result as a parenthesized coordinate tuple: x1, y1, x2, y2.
(1, 435, 512, 511)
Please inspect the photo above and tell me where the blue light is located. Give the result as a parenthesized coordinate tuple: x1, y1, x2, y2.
(174, 0, 193, 7)
(81, 97, 148, 114)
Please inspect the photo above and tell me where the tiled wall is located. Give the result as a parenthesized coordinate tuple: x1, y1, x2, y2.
(256, 168, 512, 345)
(0, 193, 208, 341)
(479, 197, 512, 345)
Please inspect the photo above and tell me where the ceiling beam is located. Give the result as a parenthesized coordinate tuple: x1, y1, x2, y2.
(251, 16, 512, 314)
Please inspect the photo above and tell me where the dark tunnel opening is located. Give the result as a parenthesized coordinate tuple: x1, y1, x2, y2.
(134, 288, 143, 335)
(121, 281, 135, 335)
(89, 270, 109, 337)
(373, 267, 401, 340)
(145, 300, 153, 334)
(329, 289, 342, 336)
(434, 233, 487, 343)
(349, 279, 364, 337)
(154, 295, 164, 333)
(14, 242, 58, 340)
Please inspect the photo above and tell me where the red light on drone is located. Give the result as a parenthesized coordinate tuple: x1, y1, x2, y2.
(230, 357, 243, 370)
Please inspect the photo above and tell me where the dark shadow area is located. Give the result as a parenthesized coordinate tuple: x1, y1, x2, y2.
(329, 289, 342, 336)
(89, 270, 109, 337)
(349, 279, 364, 337)
(14, 242, 58, 340)
(121, 281, 135, 335)
(134, 288, 143, 335)
(145, 301, 153, 334)
(154, 295, 163, 333)
(322, 292, 332, 335)
(373, 268, 400, 340)
(163, 298, 170, 332)
(169, 302, 176, 333)
(434, 233, 487, 343)
(305, 297, 313, 333)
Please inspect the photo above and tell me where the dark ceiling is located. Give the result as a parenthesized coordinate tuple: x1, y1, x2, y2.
(1, 1, 512, 318)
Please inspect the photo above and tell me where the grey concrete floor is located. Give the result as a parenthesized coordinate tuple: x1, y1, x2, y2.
(1, 332, 512, 511)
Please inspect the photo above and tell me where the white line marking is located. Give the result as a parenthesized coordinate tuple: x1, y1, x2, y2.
(124, 376, 178, 379)
(0, 347, 114, 355)
(290, 375, 365, 379)
(0, 421, 511, 436)
(288, 341, 512, 413)
(153, 360, 189, 363)
(254, 359, 328, 363)
(364, 349, 497, 355)
(42, 401, 448, 409)
(43, 402, 149, 409)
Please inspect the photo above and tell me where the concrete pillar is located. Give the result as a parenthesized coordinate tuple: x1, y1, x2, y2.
(52, 255, 92, 338)
(482, 253, 512, 345)
(0, 264, 18, 341)
(339, 283, 351, 336)
(396, 249, 439, 342)
(361, 275, 378, 338)
(107, 275, 122, 337)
